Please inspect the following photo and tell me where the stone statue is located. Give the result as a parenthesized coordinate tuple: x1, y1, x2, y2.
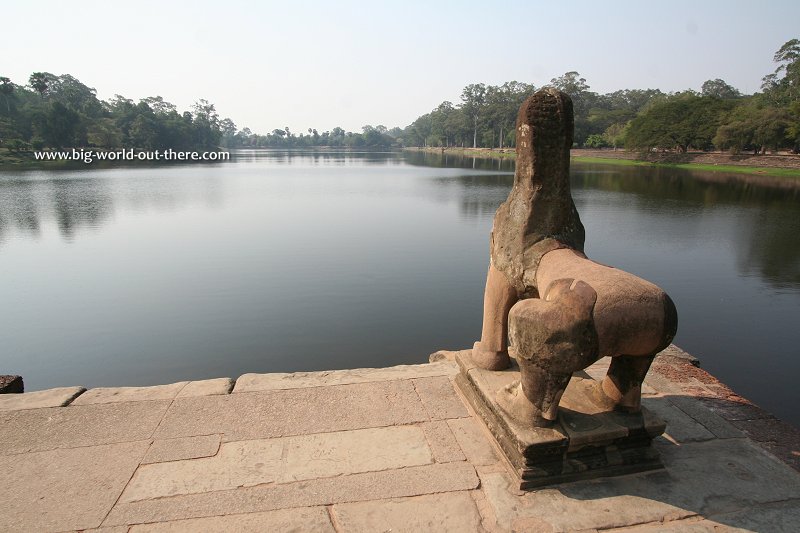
(473, 88, 677, 427)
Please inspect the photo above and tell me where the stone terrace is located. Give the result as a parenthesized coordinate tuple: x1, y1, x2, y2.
(1, 345, 799, 532)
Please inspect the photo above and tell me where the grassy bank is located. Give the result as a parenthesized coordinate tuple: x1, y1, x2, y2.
(571, 156, 800, 179)
(406, 147, 800, 180)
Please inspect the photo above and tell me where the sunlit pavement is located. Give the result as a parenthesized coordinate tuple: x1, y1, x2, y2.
(1, 346, 798, 532)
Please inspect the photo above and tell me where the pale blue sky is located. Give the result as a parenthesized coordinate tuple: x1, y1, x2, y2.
(4, 0, 798, 133)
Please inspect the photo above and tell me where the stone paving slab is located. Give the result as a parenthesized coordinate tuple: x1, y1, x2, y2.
(72, 382, 189, 405)
(412, 375, 469, 420)
(2, 348, 799, 532)
(128, 507, 335, 532)
(420, 420, 466, 463)
(176, 378, 234, 397)
(123, 426, 432, 502)
(641, 397, 715, 443)
(481, 437, 800, 532)
(234, 361, 458, 392)
(142, 435, 222, 464)
(0, 441, 149, 532)
(666, 395, 744, 439)
(0, 386, 85, 411)
(609, 499, 800, 532)
(447, 417, 499, 466)
(482, 470, 694, 533)
(332, 491, 485, 532)
(103, 462, 480, 526)
(154, 379, 429, 441)
(0, 400, 171, 455)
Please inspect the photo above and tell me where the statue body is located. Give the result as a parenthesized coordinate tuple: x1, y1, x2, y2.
(473, 88, 677, 426)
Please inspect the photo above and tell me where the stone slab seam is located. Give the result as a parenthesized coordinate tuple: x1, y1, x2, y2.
(232, 362, 458, 393)
(326, 504, 343, 533)
(141, 434, 223, 464)
(449, 379, 509, 471)
(411, 376, 469, 420)
(100, 389, 189, 527)
(410, 378, 433, 422)
(587, 512, 703, 532)
(102, 463, 480, 526)
(470, 488, 501, 533)
(419, 421, 466, 463)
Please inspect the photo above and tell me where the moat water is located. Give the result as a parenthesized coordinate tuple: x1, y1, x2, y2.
(1, 150, 798, 425)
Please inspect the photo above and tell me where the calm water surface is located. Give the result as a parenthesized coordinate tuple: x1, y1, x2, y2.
(1, 151, 798, 426)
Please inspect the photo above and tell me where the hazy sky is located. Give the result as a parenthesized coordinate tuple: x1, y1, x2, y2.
(4, 0, 798, 134)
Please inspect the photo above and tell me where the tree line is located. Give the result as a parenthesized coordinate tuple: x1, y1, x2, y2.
(0, 74, 399, 154)
(2, 39, 797, 156)
(402, 39, 800, 155)
(227, 124, 400, 149)
(0, 73, 228, 152)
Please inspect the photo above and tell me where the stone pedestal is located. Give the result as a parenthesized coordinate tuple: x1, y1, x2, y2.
(455, 352, 665, 489)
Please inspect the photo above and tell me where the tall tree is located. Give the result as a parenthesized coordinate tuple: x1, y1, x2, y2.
(762, 39, 800, 104)
(701, 79, 741, 99)
(550, 71, 596, 145)
(0, 77, 13, 113)
(28, 72, 54, 100)
(461, 83, 486, 148)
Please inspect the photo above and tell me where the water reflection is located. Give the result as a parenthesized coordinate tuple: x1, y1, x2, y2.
(404, 150, 515, 172)
(231, 149, 403, 166)
(1, 153, 798, 427)
(0, 169, 225, 243)
(736, 208, 800, 289)
(571, 162, 800, 204)
(52, 179, 114, 240)
(425, 161, 800, 290)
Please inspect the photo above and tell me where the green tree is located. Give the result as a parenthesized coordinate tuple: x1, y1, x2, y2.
(191, 99, 222, 149)
(28, 72, 55, 100)
(762, 38, 800, 104)
(584, 133, 607, 149)
(602, 122, 627, 150)
(37, 101, 85, 148)
(0, 77, 13, 113)
(49, 74, 103, 117)
(87, 117, 123, 148)
(550, 71, 597, 145)
(461, 83, 486, 148)
(714, 103, 791, 154)
(700, 79, 741, 99)
(626, 94, 735, 152)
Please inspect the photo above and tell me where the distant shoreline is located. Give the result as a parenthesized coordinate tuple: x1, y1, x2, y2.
(405, 147, 800, 182)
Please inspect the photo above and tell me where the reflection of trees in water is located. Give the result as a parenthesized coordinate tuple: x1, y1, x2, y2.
(50, 180, 114, 240)
(232, 149, 402, 166)
(572, 163, 800, 288)
(425, 160, 800, 289)
(0, 178, 114, 243)
(404, 151, 515, 172)
(736, 208, 800, 288)
(571, 163, 800, 205)
(0, 180, 42, 243)
(0, 171, 226, 244)
(428, 174, 512, 219)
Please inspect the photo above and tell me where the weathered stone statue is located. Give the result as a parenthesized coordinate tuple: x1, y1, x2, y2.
(472, 88, 677, 427)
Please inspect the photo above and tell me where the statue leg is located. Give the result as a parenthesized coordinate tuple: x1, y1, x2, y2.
(473, 263, 517, 370)
(499, 358, 573, 426)
(497, 279, 599, 426)
(598, 354, 655, 412)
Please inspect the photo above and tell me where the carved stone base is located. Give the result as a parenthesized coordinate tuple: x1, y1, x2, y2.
(455, 351, 666, 489)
